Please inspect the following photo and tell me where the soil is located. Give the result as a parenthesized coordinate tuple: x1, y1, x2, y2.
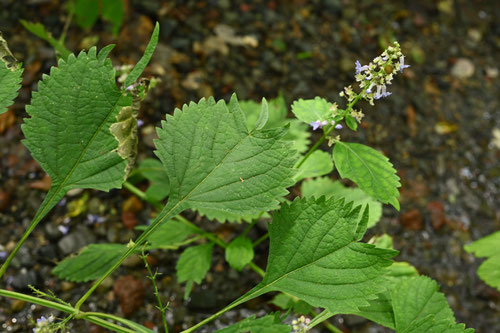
(0, 0, 499, 332)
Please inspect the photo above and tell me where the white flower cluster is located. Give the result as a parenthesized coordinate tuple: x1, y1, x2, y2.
(292, 316, 311, 333)
(33, 315, 55, 333)
(351, 41, 409, 106)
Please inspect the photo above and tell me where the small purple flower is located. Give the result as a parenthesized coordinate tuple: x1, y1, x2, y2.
(58, 225, 70, 235)
(366, 82, 375, 94)
(374, 84, 392, 99)
(0, 251, 7, 260)
(309, 120, 328, 131)
(125, 84, 135, 91)
(87, 214, 106, 225)
(137, 119, 144, 127)
(355, 60, 369, 75)
(399, 55, 410, 72)
(335, 124, 343, 129)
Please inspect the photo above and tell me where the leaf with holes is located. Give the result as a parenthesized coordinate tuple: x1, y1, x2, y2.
(234, 197, 398, 315)
(333, 142, 401, 210)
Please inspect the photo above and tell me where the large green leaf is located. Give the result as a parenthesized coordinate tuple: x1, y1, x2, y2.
(23, 47, 131, 204)
(301, 177, 382, 228)
(215, 313, 290, 333)
(293, 151, 333, 182)
(154, 94, 295, 217)
(236, 197, 397, 315)
(53, 244, 127, 282)
(291, 97, 332, 124)
(333, 142, 401, 210)
(464, 231, 500, 291)
(392, 276, 474, 333)
(0, 34, 23, 115)
(225, 236, 254, 271)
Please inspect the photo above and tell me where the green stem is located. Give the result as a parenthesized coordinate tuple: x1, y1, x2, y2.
(124, 181, 163, 211)
(294, 93, 363, 169)
(74, 200, 184, 311)
(0, 187, 63, 279)
(141, 250, 169, 333)
(0, 289, 137, 333)
(174, 215, 227, 249)
(247, 262, 265, 277)
(252, 233, 269, 247)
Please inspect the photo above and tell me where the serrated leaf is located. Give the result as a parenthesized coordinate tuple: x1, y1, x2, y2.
(196, 207, 265, 224)
(154, 94, 295, 218)
(293, 150, 333, 182)
(215, 313, 291, 333)
(301, 178, 382, 228)
(23, 47, 131, 189)
(0, 33, 23, 115)
(291, 97, 332, 124)
(110, 105, 138, 175)
(101, 0, 124, 35)
(20, 20, 71, 59)
(0, 59, 22, 115)
(225, 236, 254, 271)
(53, 244, 127, 282)
(237, 197, 397, 315)
(240, 95, 310, 154)
(176, 243, 213, 297)
(54, 220, 195, 282)
(465, 231, 500, 291)
(392, 276, 474, 333)
(333, 142, 401, 210)
(123, 22, 159, 88)
(21, 47, 132, 224)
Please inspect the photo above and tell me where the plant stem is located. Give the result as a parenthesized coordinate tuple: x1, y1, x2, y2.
(0, 289, 137, 333)
(252, 233, 269, 247)
(140, 249, 169, 333)
(247, 262, 265, 277)
(124, 181, 163, 211)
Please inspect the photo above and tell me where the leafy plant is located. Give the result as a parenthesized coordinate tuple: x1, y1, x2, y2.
(465, 231, 500, 291)
(0, 24, 476, 333)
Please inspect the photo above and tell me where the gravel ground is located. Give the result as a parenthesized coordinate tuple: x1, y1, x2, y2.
(0, 0, 499, 332)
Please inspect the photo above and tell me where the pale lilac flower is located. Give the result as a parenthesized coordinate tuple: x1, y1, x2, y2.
(374, 84, 392, 99)
(335, 124, 343, 129)
(355, 60, 369, 74)
(399, 55, 410, 72)
(366, 82, 375, 94)
(125, 84, 135, 91)
(309, 120, 328, 130)
(137, 119, 144, 127)
(87, 214, 106, 225)
(58, 225, 69, 235)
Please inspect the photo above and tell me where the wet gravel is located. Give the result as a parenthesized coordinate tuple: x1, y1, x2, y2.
(1, 0, 499, 332)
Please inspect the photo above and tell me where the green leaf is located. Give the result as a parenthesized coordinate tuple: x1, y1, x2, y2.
(54, 220, 195, 282)
(136, 158, 170, 201)
(123, 22, 159, 88)
(291, 97, 332, 124)
(73, 0, 99, 29)
(215, 313, 291, 333)
(53, 244, 127, 282)
(0, 37, 23, 114)
(293, 150, 333, 182)
(254, 97, 269, 131)
(465, 231, 500, 291)
(22, 47, 131, 197)
(154, 94, 295, 218)
(225, 236, 254, 271)
(345, 114, 358, 131)
(333, 142, 401, 210)
(176, 243, 213, 296)
(240, 95, 310, 154)
(196, 207, 265, 224)
(270, 293, 312, 315)
(301, 178, 382, 228)
(392, 276, 474, 333)
(101, 0, 125, 35)
(20, 20, 71, 60)
(238, 197, 398, 315)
